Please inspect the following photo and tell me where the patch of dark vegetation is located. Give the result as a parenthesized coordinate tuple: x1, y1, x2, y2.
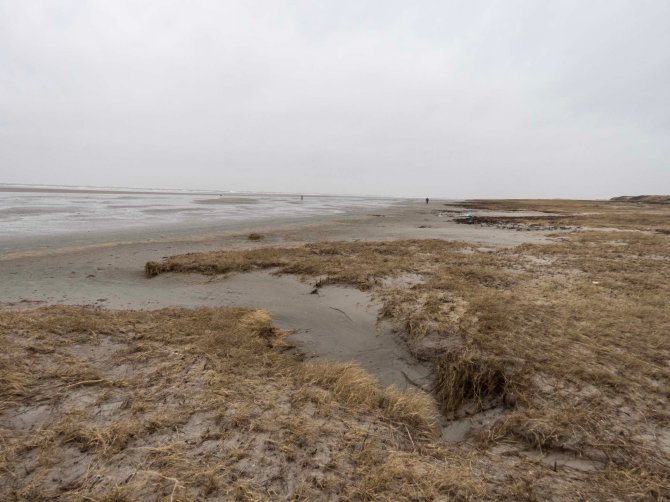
(458, 199, 670, 232)
(433, 350, 512, 415)
(610, 195, 670, 204)
(454, 215, 575, 231)
(247, 232, 264, 241)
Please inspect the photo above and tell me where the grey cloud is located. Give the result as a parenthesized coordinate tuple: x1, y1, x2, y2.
(0, 0, 668, 197)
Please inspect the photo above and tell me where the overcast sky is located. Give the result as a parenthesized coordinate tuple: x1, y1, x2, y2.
(1, 1, 668, 198)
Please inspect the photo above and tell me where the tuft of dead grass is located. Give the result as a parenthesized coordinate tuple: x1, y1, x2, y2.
(301, 361, 438, 441)
(433, 350, 510, 415)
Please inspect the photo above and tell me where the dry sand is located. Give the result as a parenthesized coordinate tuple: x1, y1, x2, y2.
(0, 200, 550, 391)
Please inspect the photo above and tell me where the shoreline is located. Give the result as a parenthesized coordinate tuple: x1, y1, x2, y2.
(0, 184, 405, 199)
(0, 199, 548, 259)
(0, 206, 378, 258)
(0, 192, 409, 256)
(0, 201, 552, 302)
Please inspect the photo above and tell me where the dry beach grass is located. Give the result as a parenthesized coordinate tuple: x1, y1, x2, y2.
(2, 199, 669, 500)
(143, 199, 670, 498)
(2, 307, 480, 500)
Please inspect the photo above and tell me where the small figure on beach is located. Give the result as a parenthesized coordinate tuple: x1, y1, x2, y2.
(425, 197, 429, 204)
(300, 195, 303, 201)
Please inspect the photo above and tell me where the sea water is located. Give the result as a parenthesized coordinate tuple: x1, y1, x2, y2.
(0, 185, 398, 240)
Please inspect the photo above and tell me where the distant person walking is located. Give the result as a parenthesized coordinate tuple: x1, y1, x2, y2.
(425, 197, 429, 204)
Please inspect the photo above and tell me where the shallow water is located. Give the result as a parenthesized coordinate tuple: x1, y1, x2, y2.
(0, 186, 397, 239)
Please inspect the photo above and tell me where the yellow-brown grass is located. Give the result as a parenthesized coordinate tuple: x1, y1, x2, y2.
(4, 199, 668, 499)
(143, 201, 670, 498)
(458, 198, 670, 233)
(1, 306, 489, 500)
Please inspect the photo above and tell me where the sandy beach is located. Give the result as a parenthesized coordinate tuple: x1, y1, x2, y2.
(0, 199, 548, 390)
